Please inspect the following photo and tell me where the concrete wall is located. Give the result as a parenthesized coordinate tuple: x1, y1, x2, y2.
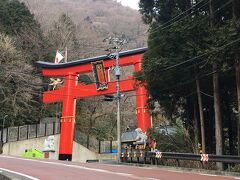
(72, 142, 98, 162)
(2, 135, 99, 162)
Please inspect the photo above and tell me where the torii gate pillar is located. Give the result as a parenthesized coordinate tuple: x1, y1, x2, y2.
(59, 73, 78, 160)
(134, 62, 152, 132)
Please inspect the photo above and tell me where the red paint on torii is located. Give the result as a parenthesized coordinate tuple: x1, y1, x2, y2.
(37, 47, 151, 161)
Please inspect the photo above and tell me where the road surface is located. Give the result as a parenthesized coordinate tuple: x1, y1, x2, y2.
(0, 155, 239, 180)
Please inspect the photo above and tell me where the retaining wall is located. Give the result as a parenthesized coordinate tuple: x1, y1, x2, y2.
(2, 135, 98, 162)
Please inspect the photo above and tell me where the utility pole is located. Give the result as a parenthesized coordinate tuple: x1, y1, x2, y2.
(115, 50, 121, 163)
(104, 36, 126, 163)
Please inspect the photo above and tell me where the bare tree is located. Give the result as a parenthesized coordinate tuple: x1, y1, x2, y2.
(0, 33, 41, 125)
(47, 13, 79, 60)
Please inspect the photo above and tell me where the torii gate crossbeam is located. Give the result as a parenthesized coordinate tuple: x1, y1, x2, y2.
(36, 47, 152, 161)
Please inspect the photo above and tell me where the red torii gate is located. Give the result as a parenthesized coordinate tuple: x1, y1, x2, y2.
(37, 47, 152, 161)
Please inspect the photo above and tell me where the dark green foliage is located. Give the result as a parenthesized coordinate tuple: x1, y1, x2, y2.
(140, 0, 240, 154)
(0, 0, 36, 34)
(0, 0, 51, 63)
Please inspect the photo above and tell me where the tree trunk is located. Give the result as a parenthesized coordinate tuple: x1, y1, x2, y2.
(207, 104, 214, 154)
(196, 79, 206, 154)
(233, 0, 240, 156)
(233, 0, 240, 19)
(235, 53, 240, 155)
(213, 62, 223, 170)
(193, 101, 200, 153)
(209, 0, 223, 170)
(226, 100, 234, 155)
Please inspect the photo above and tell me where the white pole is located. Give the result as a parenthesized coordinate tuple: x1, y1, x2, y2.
(65, 47, 68, 63)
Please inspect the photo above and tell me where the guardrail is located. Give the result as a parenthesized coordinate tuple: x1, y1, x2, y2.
(0, 122, 60, 143)
(120, 151, 240, 170)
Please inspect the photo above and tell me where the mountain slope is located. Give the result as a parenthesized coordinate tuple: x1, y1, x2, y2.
(22, 0, 148, 58)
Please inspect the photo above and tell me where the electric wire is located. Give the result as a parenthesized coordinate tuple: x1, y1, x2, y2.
(160, 0, 210, 31)
(136, 0, 210, 39)
(2, 35, 239, 89)
(147, 0, 233, 42)
(200, 90, 214, 98)
(102, 0, 223, 49)
(0, 59, 212, 92)
(23, 65, 233, 100)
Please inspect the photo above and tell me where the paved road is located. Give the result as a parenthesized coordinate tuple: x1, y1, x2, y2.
(0, 155, 239, 180)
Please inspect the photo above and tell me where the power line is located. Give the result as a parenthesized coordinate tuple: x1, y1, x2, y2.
(1, 67, 234, 107)
(154, 65, 234, 94)
(27, 66, 232, 100)
(160, 0, 232, 31)
(135, 0, 210, 40)
(146, 0, 233, 42)
(33, 0, 232, 64)
(2, 36, 239, 86)
(160, 1, 210, 31)
(200, 90, 214, 98)
(143, 58, 209, 83)
(185, 0, 234, 30)
(159, 0, 208, 27)
(145, 37, 240, 77)
(2, 36, 240, 95)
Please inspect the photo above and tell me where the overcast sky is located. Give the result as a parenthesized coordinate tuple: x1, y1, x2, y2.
(116, 0, 140, 10)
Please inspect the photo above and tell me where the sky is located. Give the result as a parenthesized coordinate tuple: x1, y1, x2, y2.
(116, 0, 140, 10)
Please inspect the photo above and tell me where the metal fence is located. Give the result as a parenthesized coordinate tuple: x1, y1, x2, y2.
(74, 130, 98, 152)
(0, 122, 60, 143)
(73, 130, 116, 154)
(74, 130, 119, 153)
(120, 151, 240, 170)
(99, 140, 117, 153)
(0, 122, 116, 154)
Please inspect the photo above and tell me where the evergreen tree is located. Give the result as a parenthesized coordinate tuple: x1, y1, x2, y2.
(139, 0, 240, 164)
(0, 0, 50, 62)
